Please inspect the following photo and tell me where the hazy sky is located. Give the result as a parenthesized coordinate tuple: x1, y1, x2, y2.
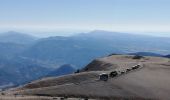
(0, 0, 170, 36)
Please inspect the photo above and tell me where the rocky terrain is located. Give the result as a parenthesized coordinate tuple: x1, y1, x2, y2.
(2, 54, 170, 100)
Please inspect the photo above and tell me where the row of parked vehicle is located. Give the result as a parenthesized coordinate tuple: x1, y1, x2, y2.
(99, 64, 141, 81)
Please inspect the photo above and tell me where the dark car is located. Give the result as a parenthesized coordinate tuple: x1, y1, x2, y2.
(109, 71, 118, 78)
(126, 68, 131, 72)
(99, 73, 109, 81)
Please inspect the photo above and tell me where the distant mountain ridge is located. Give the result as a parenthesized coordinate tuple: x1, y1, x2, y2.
(164, 55, 170, 58)
(0, 31, 37, 44)
(22, 30, 170, 68)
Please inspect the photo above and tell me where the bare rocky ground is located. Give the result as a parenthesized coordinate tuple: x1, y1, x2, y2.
(3, 55, 170, 100)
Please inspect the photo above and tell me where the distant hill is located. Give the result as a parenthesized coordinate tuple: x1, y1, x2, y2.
(128, 52, 163, 57)
(22, 30, 170, 68)
(0, 31, 37, 44)
(0, 57, 52, 88)
(0, 57, 77, 89)
(46, 64, 76, 77)
(164, 55, 170, 58)
(22, 35, 122, 68)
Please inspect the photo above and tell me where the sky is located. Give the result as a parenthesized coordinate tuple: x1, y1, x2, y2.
(0, 0, 170, 36)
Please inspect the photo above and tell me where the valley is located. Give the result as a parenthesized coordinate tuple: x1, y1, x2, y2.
(0, 31, 170, 89)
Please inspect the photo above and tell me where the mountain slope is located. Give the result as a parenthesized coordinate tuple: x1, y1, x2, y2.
(46, 64, 76, 77)
(0, 58, 52, 88)
(13, 55, 170, 99)
(0, 31, 37, 44)
(0, 42, 27, 58)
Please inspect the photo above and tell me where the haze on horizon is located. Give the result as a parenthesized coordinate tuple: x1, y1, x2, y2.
(0, 0, 170, 37)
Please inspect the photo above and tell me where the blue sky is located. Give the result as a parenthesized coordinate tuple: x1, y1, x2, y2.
(0, 0, 170, 36)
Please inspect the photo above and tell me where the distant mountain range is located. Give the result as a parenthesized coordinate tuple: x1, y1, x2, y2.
(164, 55, 170, 58)
(0, 57, 52, 87)
(0, 31, 37, 44)
(22, 30, 170, 67)
(0, 30, 170, 89)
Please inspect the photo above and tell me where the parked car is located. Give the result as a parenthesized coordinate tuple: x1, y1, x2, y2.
(126, 68, 131, 72)
(132, 64, 140, 70)
(109, 71, 118, 78)
(99, 73, 109, 81)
